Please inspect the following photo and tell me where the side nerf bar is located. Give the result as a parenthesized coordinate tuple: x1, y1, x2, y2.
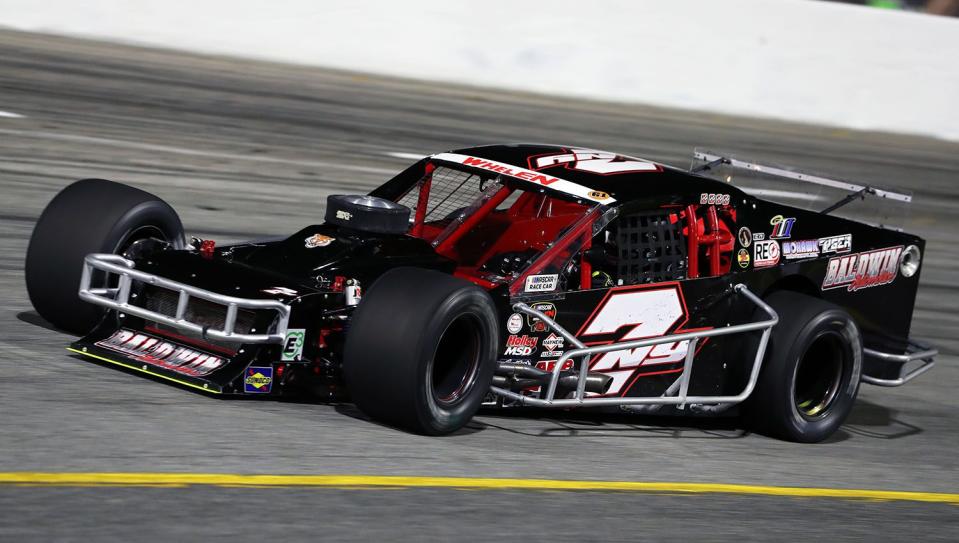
(78, 253, 290, 344)
(491, 284, 778, 409)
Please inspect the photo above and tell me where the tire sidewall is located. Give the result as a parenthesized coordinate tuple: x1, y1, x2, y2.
(417, 289, 498, 434)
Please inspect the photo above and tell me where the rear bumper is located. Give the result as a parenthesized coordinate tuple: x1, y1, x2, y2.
(861, 339, 937, 387)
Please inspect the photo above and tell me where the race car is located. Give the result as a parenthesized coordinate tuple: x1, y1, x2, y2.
(24, 144, 937, 442)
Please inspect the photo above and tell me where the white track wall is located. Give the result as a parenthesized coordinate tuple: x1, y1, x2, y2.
(1, 0, 957, 140)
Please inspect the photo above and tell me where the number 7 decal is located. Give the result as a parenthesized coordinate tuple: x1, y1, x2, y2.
(576, 283, 708, 396)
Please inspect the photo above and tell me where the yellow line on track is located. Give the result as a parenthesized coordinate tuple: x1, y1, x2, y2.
(0, 473, 956, 505)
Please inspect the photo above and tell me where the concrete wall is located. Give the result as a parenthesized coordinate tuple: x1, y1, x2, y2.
(1, 0, 957, 140)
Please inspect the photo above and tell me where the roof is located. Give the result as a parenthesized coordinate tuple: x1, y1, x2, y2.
(446, 143, 743, 206)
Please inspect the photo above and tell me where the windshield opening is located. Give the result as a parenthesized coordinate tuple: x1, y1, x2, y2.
(395, 163, 599, 288)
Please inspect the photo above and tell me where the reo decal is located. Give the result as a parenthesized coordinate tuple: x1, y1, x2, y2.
(281, 329, 305, 362)
(769, 215, 796, 239)
(576, 284, 705, 396)
(782, 239, 819, 260)
(244, 366, 274, 393)
(754, 240, 781, 268)
(95, 329, 226, 377)
(525, 274, 558, 292)
(305, 234, 334, 248)
(526, 302, 557, 332)
(822, 246, 903, 291)
(819, 234, 852, 254)
(504, 335, 538, 357)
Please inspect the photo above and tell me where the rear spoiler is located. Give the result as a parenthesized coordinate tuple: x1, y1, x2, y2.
(691, 151, 912, 214)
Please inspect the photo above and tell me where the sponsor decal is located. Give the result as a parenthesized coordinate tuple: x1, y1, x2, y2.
(335, 210, 352, 221)
(95, 329, 226, 377)
(432, 152, 616, 204)
(506, 313, 524, 334)
(753, 232, 765, 241)
(822, 246, 903, 291)
(540, 333, 564, 358)
(699, 193, 731, 206)
(782, 239, 820, 260)
(526, 302, 557, 332)
(262, 286, 298, 296)
(754, 240, 781, 268)
(281, 329, 305, 362)
(525, 274, 558, 292)
(529, 148, 661, 175)
(738, 227, 752, 248)
(244, 366, 273, 393)
(769, 215, 796, 239)
(588, 190, 610, 201)
(504, 335, 538, 357)
(737, 248, 751, 269)
(305, 234, 334, 248)
(819, 234, 852, 254)
(576, 284, 708, 396)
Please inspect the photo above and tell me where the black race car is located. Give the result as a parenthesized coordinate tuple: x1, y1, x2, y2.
(24, 145, 937, 442)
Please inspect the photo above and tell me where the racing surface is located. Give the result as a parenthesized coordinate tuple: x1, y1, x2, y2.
(1, 29, 957, 540)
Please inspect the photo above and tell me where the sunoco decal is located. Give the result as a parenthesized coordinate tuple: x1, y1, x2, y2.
(822, 246, 903, 291)
(244, 366, 274, 393)
(525, 274, 558, 292)
(95, 329, 226, 377)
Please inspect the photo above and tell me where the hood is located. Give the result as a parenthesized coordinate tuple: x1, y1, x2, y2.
(134, 224, 454, 300)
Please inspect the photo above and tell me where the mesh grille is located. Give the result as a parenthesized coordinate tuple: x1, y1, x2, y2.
(140, 286, 255, 337)
(614, 210, 687, 284)
(397, 166, 488, 224)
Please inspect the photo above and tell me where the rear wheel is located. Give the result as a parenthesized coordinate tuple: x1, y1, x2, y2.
(25, 179, 184, 334)
(747, 291, 862, 443)
(344, 267, 499, 435)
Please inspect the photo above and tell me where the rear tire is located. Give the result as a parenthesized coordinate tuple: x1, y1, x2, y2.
(746, 291, 862, 443)
(25, 179, 185, 334)
(344, 267, 499, 435)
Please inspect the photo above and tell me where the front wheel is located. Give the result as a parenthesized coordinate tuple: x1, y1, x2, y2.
(746, 291, 862, 443)
(343, 267, 499, 435)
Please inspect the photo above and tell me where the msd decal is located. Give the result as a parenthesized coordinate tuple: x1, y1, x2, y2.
(576, 284, 705, 396)
(822, 246, 903, 291)
(504, 335, 538, 357)
(528, 148, 661, 176)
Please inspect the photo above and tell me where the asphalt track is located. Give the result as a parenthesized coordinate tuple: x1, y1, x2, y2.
(0, 29, 957, 540)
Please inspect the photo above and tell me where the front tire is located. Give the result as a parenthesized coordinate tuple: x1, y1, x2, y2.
(747, 291, 862, 443)
(25, 179, 185, 334)
(344, 267, 499, 435)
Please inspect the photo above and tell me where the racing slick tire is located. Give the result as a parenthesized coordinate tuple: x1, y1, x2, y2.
(746, 291, 862, 443)
(25, 179, 185, 334)
(344, 267, 499, 435)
